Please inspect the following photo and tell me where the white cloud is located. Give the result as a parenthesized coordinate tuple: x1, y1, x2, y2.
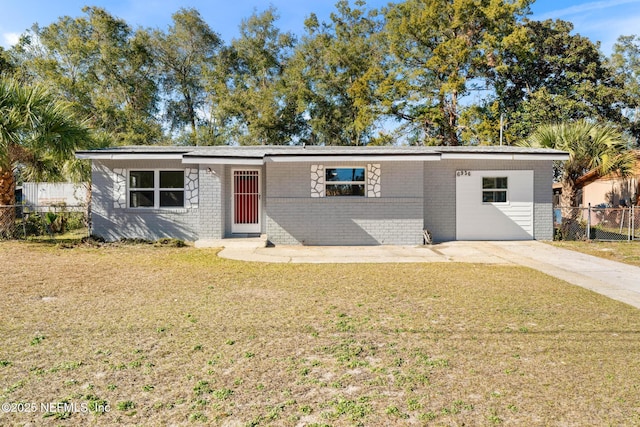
(2, 32, 20, 48)
(533, 0, 640, 54)
(585, 15, 640, 53)
(540, 0, 640, 20)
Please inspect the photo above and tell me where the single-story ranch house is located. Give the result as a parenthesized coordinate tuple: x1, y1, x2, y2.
(76, 145, 568, 245)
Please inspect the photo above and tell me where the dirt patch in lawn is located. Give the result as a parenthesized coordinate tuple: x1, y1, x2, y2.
(0, 241, 639, 426)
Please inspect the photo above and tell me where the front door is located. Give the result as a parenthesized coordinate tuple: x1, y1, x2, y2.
(232, 169, 261, 233)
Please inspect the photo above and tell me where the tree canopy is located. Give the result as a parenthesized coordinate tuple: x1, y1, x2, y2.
(0, 76, 92, 220)
(288, 0, 386, 146)
(491, 19, 629, 142)
(382, 0, 531, 146)
(216, 7, 302, 145)
(3, 1, 639, 148)
(522, 120, 635, 210)
(609, 35, 640, 140)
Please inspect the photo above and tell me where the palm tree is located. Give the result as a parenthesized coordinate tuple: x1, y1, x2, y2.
(0, 77, 90, 235)
(522, 120, 635, 217)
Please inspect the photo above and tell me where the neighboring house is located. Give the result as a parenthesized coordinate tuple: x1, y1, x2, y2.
(75, 145, 568, 245)
(574, 152, 640, 208)
(22, 182, 88, 210)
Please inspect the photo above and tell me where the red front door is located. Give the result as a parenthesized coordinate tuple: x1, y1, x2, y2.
(232, 169, 261, 233)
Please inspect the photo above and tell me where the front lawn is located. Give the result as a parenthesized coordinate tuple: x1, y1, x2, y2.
(552, 241, 640, 267)
(1, 241, 639, 426)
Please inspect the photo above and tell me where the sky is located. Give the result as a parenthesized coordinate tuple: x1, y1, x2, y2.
(1, 0, 639, 54)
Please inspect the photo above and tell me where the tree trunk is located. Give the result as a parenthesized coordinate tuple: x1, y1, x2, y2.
(558, 177, 588, 240)
(559, 178, 578, 220)
(448, 90, 458, 146)
(0, 167, 16, 237)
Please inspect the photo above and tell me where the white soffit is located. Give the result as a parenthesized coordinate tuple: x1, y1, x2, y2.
(183, 156, 264, 165)
(441, 153, 515, 160)
(75, 153, 184, 160)
(266, 155, 441, 162)
(441, 153, 569, 161)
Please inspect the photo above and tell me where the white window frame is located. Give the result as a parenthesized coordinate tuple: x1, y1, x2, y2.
(324, 166, 367, 197)
(481, 176, 508, 204)
(128, 169, 185, 209)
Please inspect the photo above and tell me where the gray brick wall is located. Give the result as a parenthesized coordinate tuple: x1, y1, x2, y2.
(264, 161, 424, 245)
(267, 161, 309, 198)
(424, 159, 555, 242)
(533, 163, 554, 240)
(198, 165, 224, 239)
(91, 160, 201, 241)
(266, 198, 423, 245)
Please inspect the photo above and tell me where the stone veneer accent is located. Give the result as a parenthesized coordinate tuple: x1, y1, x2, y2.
(184, 167, 199, 208)
(312, 163, 381, 198)
(113, 168, 127, 209)
(310, 164, 325, 197)
(367, 163, 381, 198)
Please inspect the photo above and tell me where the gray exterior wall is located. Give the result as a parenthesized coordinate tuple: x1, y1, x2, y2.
(423, 159, 554, 242)
(91, 160, 205, 241)
(265, 161, 424, 245)
(90, 156, 554, 244)
(199, 164, 224, 240)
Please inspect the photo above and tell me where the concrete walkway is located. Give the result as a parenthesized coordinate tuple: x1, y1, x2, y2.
(480, 241, 640, 310)
(201, 238, 640, 309)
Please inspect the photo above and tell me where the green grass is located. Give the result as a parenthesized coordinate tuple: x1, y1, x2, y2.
(551, 241, 640, 267)
(0, 241, 639, 425)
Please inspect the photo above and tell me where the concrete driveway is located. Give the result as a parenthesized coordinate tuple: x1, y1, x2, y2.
(209, 239, 640, 309)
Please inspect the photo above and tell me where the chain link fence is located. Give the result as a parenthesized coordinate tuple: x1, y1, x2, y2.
(0, 204, 89, 240)
(554, 205, 640, 241)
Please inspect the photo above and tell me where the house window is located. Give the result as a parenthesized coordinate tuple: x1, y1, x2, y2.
(482, 177, 508, 203)
(325, 167, 365, 196)
(129, 170, 185, 208)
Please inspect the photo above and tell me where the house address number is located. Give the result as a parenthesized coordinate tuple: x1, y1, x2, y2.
(456, 170, 471, 177)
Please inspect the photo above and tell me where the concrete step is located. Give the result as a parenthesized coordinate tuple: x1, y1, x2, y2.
(194, 235, 267, 249)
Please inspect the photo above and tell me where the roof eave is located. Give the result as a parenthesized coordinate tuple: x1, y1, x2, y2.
(265, 154, 441, 162)
(75, 152, 185, 160)
(441, 152, 569, 161)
